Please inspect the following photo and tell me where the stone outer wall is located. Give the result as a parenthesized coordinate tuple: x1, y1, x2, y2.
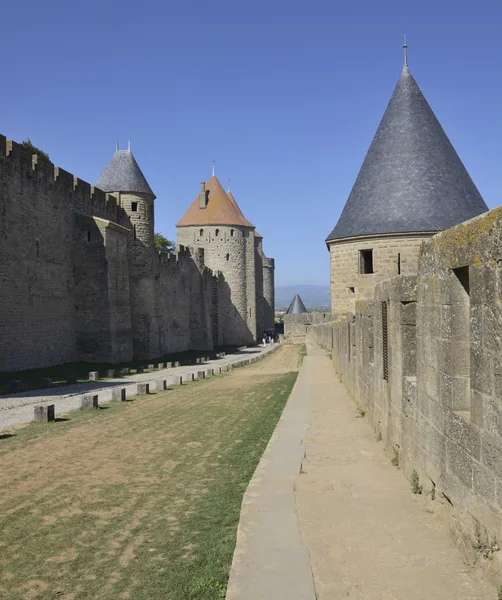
(329, 207, 502, 581)
(262, 256, 275, 330)
(177, 225, 262, 345)
(328, 234, 432, 314)
(0, 134, 273, 371)
(284, 312, 331, 339)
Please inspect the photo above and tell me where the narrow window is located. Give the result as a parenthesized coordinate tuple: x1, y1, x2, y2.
(200, 228, 204, 237)
(360, 249, 374, 274)
(230, 229, 234, 237)
(133, 225, 137, 240)
(451, 266, 470, 420)
(131, 202, 138, 212)
(382, 301, 389, 381)
(349, 286, 355, 294)
(397, 253, 401, 275)
(87, 231, 91, 243)
(226, 253, 230, 261)
(36, 240, 39, 258)
(215, 229, 219, 237)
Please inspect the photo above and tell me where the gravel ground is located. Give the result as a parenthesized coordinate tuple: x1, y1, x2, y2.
(0, 345, 279, 432)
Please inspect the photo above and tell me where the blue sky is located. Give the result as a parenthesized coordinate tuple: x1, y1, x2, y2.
(2, 0, 501, 285)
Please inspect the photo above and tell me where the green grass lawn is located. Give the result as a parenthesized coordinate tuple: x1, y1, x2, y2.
(0, 351, 299, 599)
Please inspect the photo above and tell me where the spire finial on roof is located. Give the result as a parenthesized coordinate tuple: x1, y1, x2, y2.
(212, 160, 215, 177)
(116, 140, 119, 151)
(227, 178, 231, 193)
(403, 34, 408, 69)
(128, 140, 131, 152)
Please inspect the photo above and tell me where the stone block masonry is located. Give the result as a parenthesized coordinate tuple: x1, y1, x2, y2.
(34, 404, 55, 422)
(317, 206, 502, 584)
(0, 134, 274, 373)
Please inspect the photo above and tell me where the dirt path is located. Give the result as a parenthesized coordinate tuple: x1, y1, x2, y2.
(295, 341, 495, 600)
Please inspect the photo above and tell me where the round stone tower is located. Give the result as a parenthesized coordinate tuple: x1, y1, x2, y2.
(176, 175, 257, 345)
(96, 143, 157, 357)
(326, 47, 488, 314)
(96, 143, 156, 253)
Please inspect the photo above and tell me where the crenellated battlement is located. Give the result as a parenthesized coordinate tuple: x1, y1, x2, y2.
(263, 257, 275, 268)
(0, 134, 129, 227)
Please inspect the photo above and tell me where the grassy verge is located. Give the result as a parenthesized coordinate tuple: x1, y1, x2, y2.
(0, 362, 298, 599)
(0, 346, 239, 396)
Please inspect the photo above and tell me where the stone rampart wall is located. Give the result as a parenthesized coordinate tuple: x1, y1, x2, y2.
(330, 207, 502, 578)
(284, 311, 332, 338)
(0, 134, 266, 372)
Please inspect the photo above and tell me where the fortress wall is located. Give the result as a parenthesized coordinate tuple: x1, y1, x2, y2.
(73, 215, 133, 363)
(330, 207, 502, 576)
(329, 234, 431, 314)
(0, 137, 77, 370)
(244, 230, 257, 343)
(254, 238, 264, 336)
(153, 247, 193, 355)
(308, 322, 333, 350)
(284, 311, 332, 339)
(262, 256, 275, 330)
(177, 225, 254, 346)
(0, 135, 134, 371)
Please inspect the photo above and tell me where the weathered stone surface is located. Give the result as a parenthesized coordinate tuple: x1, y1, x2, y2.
(136, 383, 150, 395)
(155, 379, 166, 391)
(158, 363, 165, 369)
(112, 387, 127, 401)
(197, 371, 205, 380)
(106, 369, 116, 378)
(81, 394, 98, 409)
(121, 367, 130, 375)
(34, 404, 55, 422)
(88, 371, 99, 381)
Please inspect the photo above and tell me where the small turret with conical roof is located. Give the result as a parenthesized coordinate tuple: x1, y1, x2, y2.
(96, 142, 156, 249)
(286, 294, 308, 315)
(326, 43, 488, 313)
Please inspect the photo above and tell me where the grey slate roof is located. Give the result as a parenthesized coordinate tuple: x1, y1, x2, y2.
(326, 65, 488, 242)
(286, 294, 308, 315)
(96, 150, 155, 196)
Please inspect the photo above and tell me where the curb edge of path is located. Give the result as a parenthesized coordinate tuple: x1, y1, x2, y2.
(226, 350, 317, 600)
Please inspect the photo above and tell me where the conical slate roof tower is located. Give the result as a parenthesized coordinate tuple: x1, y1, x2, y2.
(326, 49, 487, 242)
(96, 146, 155, 197)
(326, 44, 488, 314)
(286, 294, 308, 315)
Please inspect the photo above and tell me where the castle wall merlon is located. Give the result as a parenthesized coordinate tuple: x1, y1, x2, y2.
(0, 133, 6, 157)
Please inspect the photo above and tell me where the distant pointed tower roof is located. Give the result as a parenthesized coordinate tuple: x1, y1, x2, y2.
(177, 175, 255, 228)
(286, 294, 308, 315)
(96, 147, 155, 197)
(326, 49, 487, 242)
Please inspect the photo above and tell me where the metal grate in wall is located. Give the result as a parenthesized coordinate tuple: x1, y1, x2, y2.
(382, 301, 389, 381)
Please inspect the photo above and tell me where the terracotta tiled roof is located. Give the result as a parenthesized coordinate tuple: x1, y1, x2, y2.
(177, 176, 254, 228)
(254, 231, 263, 239)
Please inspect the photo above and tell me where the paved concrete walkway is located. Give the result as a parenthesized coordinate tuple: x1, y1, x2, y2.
(0, 345, 277, 433)
(227, 339, 496, 599)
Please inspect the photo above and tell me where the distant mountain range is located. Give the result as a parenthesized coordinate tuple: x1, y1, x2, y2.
(275, 285, 330, 311)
